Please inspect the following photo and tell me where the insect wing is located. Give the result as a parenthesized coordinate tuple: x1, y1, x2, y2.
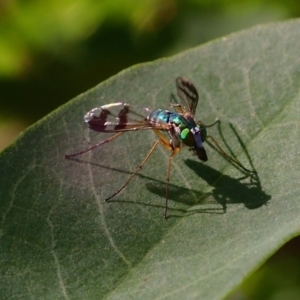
(84, 102, 168, 132)
(175, 77, 199, 115)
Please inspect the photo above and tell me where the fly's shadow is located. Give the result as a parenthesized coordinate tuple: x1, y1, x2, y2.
(65, 121, 270, 218)
(147, 122, 270, 217)
(185, 122, 270, 213)
(65, 156, 222, 216)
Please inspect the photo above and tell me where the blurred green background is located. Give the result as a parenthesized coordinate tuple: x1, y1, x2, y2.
(1, 1, 300, 299)
(2, 0, 300, 150)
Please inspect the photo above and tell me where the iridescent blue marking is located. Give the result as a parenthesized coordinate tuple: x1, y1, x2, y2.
(147, 109, 204, 149)
(148, 109, 196, 129)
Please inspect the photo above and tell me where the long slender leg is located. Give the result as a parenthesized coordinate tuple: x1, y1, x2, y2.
(203, 118, 220, 128)
(164, 147, 180, 219)
(65, 132, 124, 158)
(170, 103, 184, 113)
(206, 135, 255, 173)
(169, 93, 185, 113)
(153, 129, 180, 219)
(105, 140, 160, 201)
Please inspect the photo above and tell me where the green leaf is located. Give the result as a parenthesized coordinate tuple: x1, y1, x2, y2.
(1, 19, 300, 299)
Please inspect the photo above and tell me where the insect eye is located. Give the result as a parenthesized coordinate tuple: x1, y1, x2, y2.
(180, 128, 190, 140)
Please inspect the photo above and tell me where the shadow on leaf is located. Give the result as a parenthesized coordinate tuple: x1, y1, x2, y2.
(65, 118, 271, 219)
(184, 159, 271, 211)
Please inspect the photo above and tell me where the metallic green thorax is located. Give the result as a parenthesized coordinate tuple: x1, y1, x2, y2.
(147, 109, 207, 149)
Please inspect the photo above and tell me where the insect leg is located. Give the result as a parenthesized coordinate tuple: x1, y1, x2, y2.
(153, 129, 180, 219)
(105, 139, 161, 201)
(65, 132, 124, 158)
(200, 118, 220, 128)
(170, 103, 184, 113)
(206, 135, 256, 173)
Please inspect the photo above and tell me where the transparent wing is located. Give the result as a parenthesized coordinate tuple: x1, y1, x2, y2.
(84, 102, 169, 132)
(175, 77, 199, 115)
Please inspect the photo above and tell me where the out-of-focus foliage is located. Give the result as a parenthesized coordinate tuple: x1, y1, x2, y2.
(0, 0, 177, 77)
(1, 0, 300, 78)
(227, 236, 300, 300)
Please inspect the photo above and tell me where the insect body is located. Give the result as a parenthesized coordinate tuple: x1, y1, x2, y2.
(147, 106, 208, 161)
(66, 77, 253, 219)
